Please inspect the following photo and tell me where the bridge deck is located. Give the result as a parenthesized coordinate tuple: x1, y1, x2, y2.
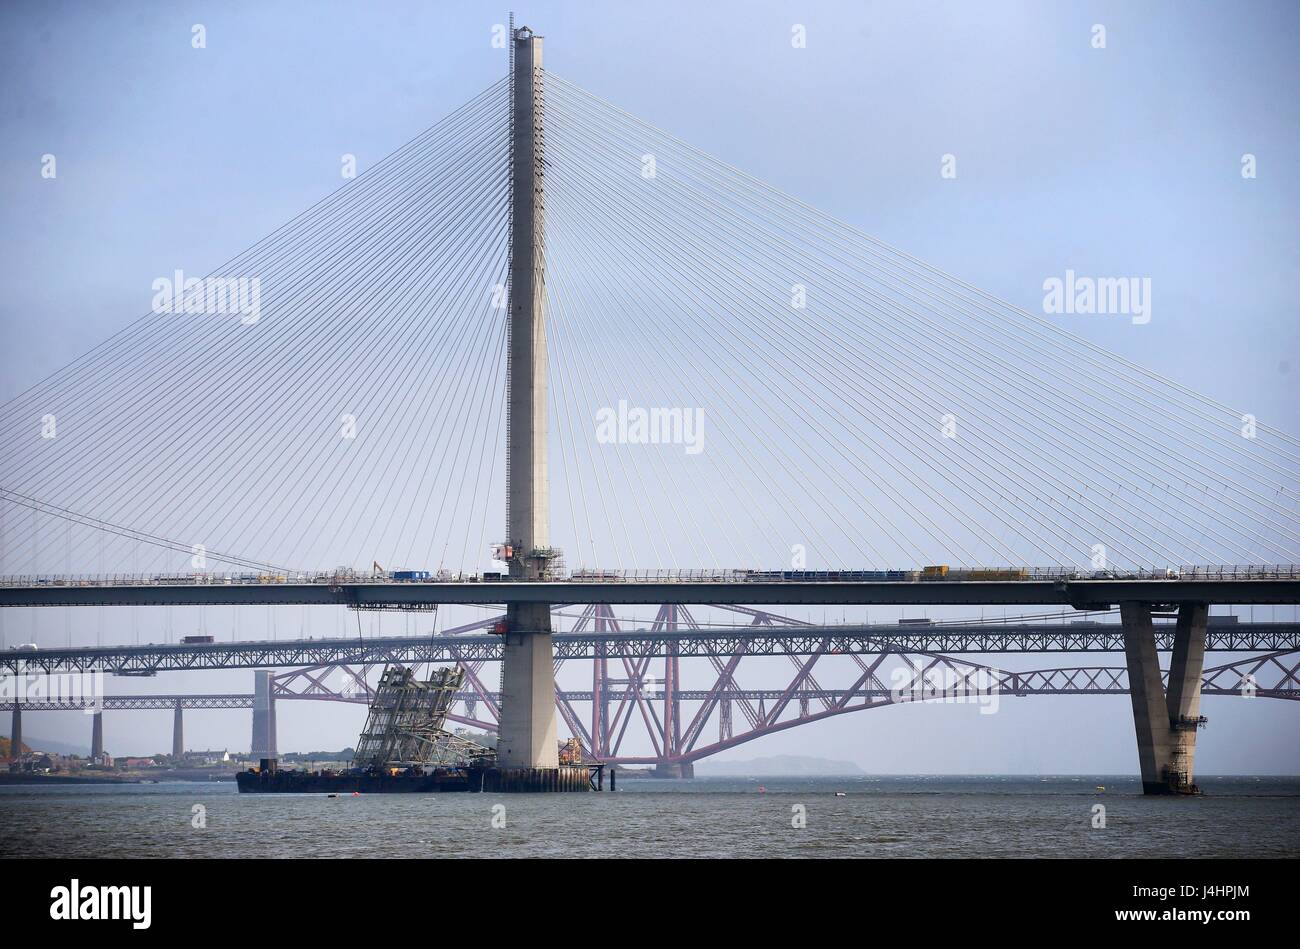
(3, 577, 1300, 608)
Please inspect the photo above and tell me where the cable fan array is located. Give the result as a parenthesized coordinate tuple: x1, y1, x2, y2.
(540, 72, 1300, 572)
(1, 80, 512, 576)
(1, 71, 1297, 577)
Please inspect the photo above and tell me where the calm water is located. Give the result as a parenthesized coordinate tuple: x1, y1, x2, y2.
(2, 775, 1297, 859)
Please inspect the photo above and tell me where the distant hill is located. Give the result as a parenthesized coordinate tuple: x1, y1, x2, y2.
(281, 747, 355, 761)
(696, 754, 864, 776)
(1, 733, 88, 757)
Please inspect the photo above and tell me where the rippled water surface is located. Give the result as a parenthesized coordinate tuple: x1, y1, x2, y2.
(2, 775, 1297, 858)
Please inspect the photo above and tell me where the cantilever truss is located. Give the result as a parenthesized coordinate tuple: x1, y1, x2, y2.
(253, 605, 1299, 773)
(351, 665, 487, 769)
(426, 605, 1300, 769)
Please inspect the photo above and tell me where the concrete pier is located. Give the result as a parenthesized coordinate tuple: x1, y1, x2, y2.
(652, 761, 694, 779)
(499, 608, 558, 769)
(251, 670, 277, 758)
(90, 710, 103, 759)
(9, 701, 20, 767)
(172, 698, 184, 759)
(1166, 602, 1209, 786)
(1121, 601, 1209, 794)
(498, 25, 559, 773)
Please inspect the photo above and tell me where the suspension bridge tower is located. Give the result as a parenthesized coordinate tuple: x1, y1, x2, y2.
(498, 24, 560, 772)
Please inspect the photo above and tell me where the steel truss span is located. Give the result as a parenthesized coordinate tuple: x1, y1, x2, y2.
(18, 694, 256, 711)
(9, 608, 1296, 778)
(281, 650, 1300, 768)
(17, 667, 1300, 712)
(20, 651, 1296, 772)
(4, 622, 1298, 676)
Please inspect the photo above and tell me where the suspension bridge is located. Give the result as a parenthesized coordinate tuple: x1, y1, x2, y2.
(2, 25, 1299, 792)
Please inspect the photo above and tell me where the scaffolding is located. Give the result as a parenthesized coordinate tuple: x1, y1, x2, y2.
(351, 665, 490, 770)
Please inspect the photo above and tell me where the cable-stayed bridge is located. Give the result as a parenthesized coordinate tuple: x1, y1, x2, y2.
(2, 25, 1298, 792)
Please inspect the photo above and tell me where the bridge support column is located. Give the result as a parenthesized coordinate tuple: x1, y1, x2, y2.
(1166, 601, 1209, 785)
(1121, 602, 1208, 794)
(172, 699, 184, 759)
(499, 607, 558, 769)
(8, 701, 20, 768)
(91, 710, 103, 760)
(251, 670, 277, 758)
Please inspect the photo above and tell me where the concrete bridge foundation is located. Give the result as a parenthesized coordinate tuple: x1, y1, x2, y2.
(652, 761, 695, 779)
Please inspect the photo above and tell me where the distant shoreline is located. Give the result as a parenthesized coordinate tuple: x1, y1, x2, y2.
(694, 753, 865, 777)
(0, 770, 237, 786)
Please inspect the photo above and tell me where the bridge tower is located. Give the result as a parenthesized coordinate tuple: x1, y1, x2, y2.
(498, 24, 559, 771)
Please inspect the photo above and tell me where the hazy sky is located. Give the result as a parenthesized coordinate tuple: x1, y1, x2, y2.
(1, 1, 1297, 770)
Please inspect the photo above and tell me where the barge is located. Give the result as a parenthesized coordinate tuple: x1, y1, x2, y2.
(235, 664, 602, 793)
(236, 759, 602, 793)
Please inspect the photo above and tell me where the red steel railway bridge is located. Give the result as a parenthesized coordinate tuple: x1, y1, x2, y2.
(6, 606, 1299, 778)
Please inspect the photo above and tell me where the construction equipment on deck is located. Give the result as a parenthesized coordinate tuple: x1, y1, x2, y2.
(351, 665, 492, 770)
